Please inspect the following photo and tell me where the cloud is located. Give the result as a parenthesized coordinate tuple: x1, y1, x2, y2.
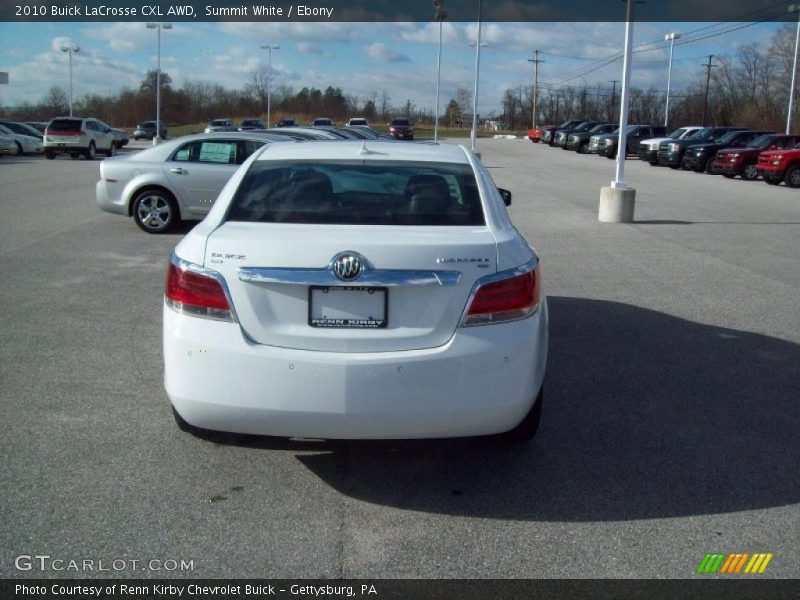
(51, 37, 77, 52)
(296, 42, 326, 56)
(366, 42, 410, 63)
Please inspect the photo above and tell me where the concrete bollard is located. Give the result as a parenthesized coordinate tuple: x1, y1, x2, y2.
(598, 186, 636, 223)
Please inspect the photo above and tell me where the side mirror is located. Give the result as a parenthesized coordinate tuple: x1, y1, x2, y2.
(498, 188, 512, 207)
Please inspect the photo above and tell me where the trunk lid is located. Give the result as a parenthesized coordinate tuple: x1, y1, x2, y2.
(205, 222, 497, 352)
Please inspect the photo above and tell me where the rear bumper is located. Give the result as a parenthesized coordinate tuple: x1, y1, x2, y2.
(164, 300, 549, 439)
(95, 180, 127, 216)
(43, 142, 89, 154)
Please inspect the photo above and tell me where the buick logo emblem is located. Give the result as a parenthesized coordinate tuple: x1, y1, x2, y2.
(331, 252, 365, 282)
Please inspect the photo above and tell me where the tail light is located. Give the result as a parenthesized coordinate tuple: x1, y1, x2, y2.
(165, 262, 233, 321)
(463, 266, 541, 326)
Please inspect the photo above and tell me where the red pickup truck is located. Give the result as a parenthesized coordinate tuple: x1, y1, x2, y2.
(527, 124, 553, 143)
(713, 134, 800, 181)
(756, 141, 800, 187)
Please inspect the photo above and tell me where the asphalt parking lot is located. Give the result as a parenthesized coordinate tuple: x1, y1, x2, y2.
(1, 139, 798, 579)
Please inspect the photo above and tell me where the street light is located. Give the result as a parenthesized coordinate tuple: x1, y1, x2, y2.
(260, 44, 280, 129)
(664, 31, 681, 129)
(787, 5, 800, 134)
(469, 0, 484, 153)
(60, 44, 80, 117)
(146, 22, 172, 145)
(433, 0, 447, 142)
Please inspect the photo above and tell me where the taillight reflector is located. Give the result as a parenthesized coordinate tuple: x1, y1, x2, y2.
(165, 262, 232, 320)
(464, 267, 541, 326)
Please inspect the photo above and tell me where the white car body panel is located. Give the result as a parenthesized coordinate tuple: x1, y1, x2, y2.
(640, 126, 704, 151)
(164, 140, 548, 439)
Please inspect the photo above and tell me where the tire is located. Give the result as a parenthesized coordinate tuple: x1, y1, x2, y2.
(499, 387, 543, 443)
(45, 152, 56, 160)
(85, 142, 96, 160)
(741, 161, 758, 181)
(14, 142, 23, 156)
(704, 158, 714, 174)
(532, 139, 539, 144)
(785, 165, 800, 188)
(606, 150, 616, 159)
(668, 164, 680, 170)
(579, 142, 589, 154)
(765, 177, 781, 186)
(106, 142, 116, 157)
(132, 188, 179, 234)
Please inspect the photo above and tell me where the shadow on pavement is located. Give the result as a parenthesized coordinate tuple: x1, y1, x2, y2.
(636, 220, 800, 225)
(204, 296, 800, 521)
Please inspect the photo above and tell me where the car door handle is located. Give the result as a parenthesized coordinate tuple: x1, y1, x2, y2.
(170, 167, 185, 174)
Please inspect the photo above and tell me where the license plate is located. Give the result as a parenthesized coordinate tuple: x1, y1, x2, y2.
(309, 286, 387, 329)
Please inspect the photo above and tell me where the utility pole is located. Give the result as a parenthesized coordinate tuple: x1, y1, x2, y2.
(528, 50, 543, 129)
(701, 54, 716, 126)
(433, 0, 447, 141)
(555, 95, 560, 123)
(609, 80, 618, 122)
(664, 32, 681, 128)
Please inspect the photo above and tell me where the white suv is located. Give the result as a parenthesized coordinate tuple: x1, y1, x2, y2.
(44, 117, 116, 160)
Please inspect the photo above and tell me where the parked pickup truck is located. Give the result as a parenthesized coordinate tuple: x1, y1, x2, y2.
(527, 124, 554, 143)
(756, 142, 800, 187)
(682, 130, 771, 173)
(541, 119, 584, 145)
(713, 134, 800, 180)
(638, 126, 702, 166)
(553, 121, 602, 148)
(566, 123, 616, 153)
(657, 127, 744, 169)
(598, 125, 668, 159)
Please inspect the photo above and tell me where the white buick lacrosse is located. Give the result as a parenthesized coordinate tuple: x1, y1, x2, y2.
(164, 140, 548, 440)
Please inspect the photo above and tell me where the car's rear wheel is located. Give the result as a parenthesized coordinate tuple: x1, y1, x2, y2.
(579, 142, 589, 154)
(85, 142, 96, 160)
(742, 161, 758, 181)
(499, 387, 543, 443)
(13, 142, 23, 156)
(785, 165, 800, 188)
(132, 189, 179, 233)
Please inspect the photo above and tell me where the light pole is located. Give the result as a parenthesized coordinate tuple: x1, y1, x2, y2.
(470, 0, 483, 153)
(598, 0, 638, 224)
(664, 31, 681, 129)
(146, 22, 171, 145)
(433, 1, 447, 141)
(528, 50, 543, 129)
(787, 5, 800, 134)
(260, 44, 280, 128)
(60, 44, 80, 117)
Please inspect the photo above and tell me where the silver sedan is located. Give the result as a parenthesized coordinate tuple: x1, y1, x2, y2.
(95, 132, 293, 233)
(0, 124, 43, 155)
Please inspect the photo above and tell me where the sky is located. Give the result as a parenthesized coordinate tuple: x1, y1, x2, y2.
(0, 21, 786, 116)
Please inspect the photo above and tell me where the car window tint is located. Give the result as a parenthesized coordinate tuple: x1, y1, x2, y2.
(226, 160, 485, 226)
(240, 141, 265, 163)
(173, 144, 193, 162)
(198, 141, 237, 164)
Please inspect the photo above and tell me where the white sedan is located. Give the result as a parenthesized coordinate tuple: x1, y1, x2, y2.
(165, 141, 548, 441)
(0, 124, 43, 155)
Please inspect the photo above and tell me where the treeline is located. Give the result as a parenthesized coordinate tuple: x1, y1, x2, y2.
(2, 25, 797, 132)
(500, 25, 799, 131)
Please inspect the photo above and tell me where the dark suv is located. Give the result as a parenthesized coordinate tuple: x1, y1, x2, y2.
(657, 127, 744, 169)
(389, 118, 414, 140)
(683, 130, 772, 173)
(598, 125, 668, 159)
(133, 121, 167, 140)
(566, 123, 615, 153)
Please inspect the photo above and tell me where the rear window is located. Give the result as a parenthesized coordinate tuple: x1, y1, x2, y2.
(391, 119, 410, 126)
(48, 119, 83, 132)
(226, 161, 485, 226)
(211, 120, 228, 126)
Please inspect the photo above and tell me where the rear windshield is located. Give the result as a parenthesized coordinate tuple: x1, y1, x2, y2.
(138, 122, 155, 128)
(242, 120, 259, 126)
(350, 119, 367, 125)
(48, 119, 82, 131)
(227, 161, 485, 226)
(211, 120, 228, 126)
(391, 119, 410, 126)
